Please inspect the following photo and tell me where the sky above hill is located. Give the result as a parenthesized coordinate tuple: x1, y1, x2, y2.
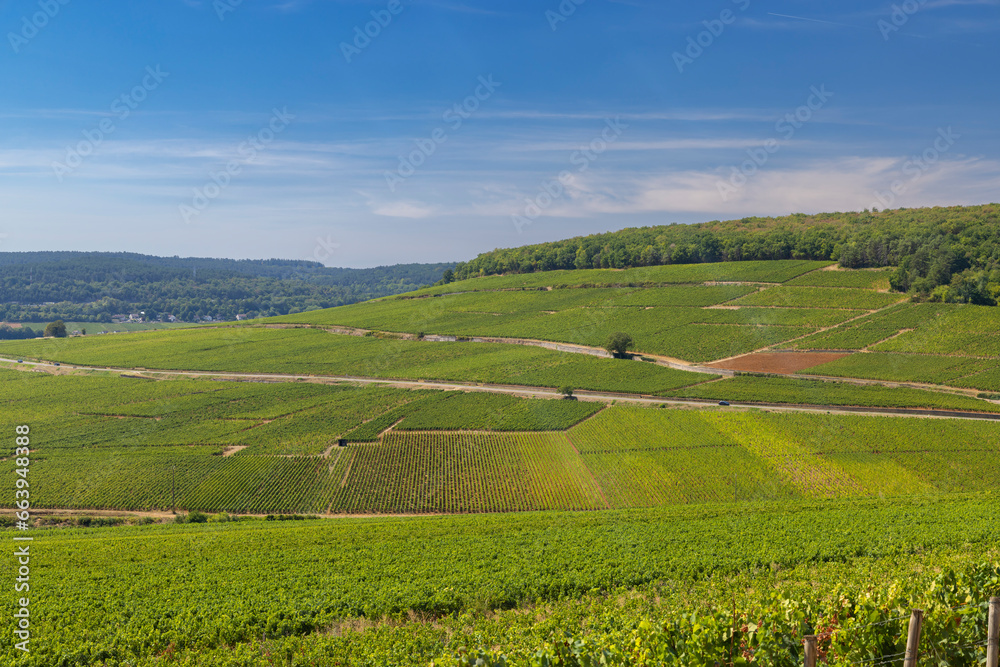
(1, 0, 998, 267)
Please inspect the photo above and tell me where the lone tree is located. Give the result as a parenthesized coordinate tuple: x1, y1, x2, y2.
(604, 331, 634, 358)
(558, 385, 574, 398)
(44, 320, 68, 338)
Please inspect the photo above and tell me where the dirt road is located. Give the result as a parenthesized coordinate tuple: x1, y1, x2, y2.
(4, 356, 999, 422)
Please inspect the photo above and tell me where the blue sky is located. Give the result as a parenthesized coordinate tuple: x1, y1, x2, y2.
(1, 0, 998, 267)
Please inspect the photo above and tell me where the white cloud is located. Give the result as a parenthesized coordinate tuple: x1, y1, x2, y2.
(435, 156, 1000, 222)
(545, 156, 1000, 218)
(368, 200, 436, 219)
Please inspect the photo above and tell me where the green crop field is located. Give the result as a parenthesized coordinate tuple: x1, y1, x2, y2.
(263, 266, 876, 363)
(4, 258, 1000, 667)
(565, 406, 1000, 504)
(666, 375, 1000, 412)
(870, 304, 1000, 356)
(6, 258, 1000, 666)
(4, 497, 997, 666)
(787, 303, 1000, 358)
(784, 268, 893, 289)
(804, 352, 995, 385)
(7, 360, 1000, 516)
(729, 285, 905, 310)
(396, 259, 834, 297)
(24, 447, 345, 513)
(782, 321, 901, 350)
(393, 391, 603, 431)
(265, 299, 846, 363)
(332, 431, 606, 513)
(0, 326, 710, 393)
(952, 368, 1000, 392)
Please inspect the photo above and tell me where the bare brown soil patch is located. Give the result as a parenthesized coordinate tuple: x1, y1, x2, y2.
(705, 351, 851, 374)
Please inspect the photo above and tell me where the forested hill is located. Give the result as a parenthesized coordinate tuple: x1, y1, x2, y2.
(455, 204, 1000, 304)
(0, 252, 452, 324)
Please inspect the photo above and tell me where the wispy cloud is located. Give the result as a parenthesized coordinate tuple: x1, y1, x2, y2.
(421, 1, 512, 16)
(923, 0, 1000, 8)
(359, 156, 1000, 223)
(270, 0, 315, 12)
(765, 12, 860, 28)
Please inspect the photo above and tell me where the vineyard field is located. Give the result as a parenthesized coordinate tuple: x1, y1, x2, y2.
(784, 268, 892, 289)
(393, 391, 603, 431)
(22, 447, 346, 513)
(782, 322, 901, 350)
(952, 367, 1000, 392)
(0, 327, 709, 393)
(3, 496, 998, 666)
(693, 306, 863, 327)
(805, 352, 995, 385)
(730, 285, 906, 310)
(786, 303, 1000, 360)
(330, 432, 606, 513)
(597, 284, 757, 306)
(565, 406, 1000, 502)
(871, 303, 1000, 356)
(665, 375, 1000, 412)
(16, 431, 609, 514)
(341, 391, 460, 441)
(0, 327, 705, 393)
(651, 323, 816, 362)
(390, 259, 834, 298)
(266, 296, 848, 362)
(580, 446, 797, 506)
(5, 360, 1000, 515)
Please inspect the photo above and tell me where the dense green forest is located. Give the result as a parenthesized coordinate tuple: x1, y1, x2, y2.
(453, 204, 1000, 304)
(0, 253, 452, 325)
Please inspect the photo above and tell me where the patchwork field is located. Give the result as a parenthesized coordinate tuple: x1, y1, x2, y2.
(10, 261, 1000, 390)
(263, 261, 889, 362)
(6, 259, 1000, 517)
(5, 257, 1000, 667)
(7, 363, 1000, 516)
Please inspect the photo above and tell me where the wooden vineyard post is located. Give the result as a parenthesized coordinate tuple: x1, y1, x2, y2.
(902, 609, 923, 667)
(803, 635, 817, 667)
(988, 596, 1000, 667)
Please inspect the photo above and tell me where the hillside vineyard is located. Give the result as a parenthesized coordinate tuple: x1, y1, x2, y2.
(4, 251, 1000, 665)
